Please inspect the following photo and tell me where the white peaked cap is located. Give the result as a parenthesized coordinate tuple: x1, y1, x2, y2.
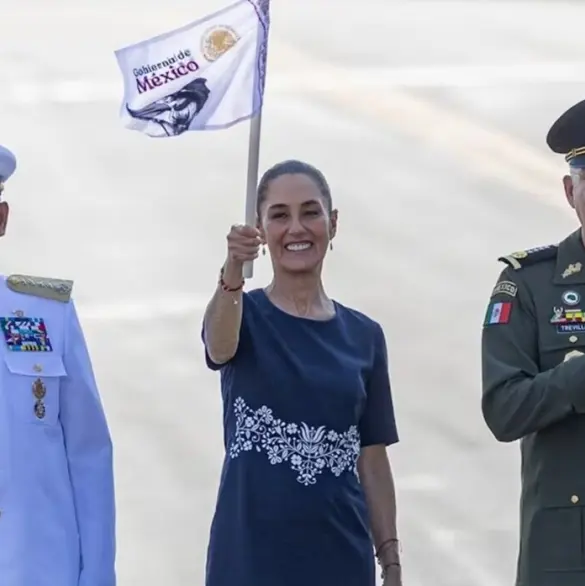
(0, 145, 17, 182)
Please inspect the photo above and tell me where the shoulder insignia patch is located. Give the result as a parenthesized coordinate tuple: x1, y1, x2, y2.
(562, 262, 582, 279)
(491, 280, 518, 298)
(6, 274, 73, 303)
(498, 245, 558, 270)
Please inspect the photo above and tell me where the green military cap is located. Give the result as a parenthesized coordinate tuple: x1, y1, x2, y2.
(547, 99, 585, 168)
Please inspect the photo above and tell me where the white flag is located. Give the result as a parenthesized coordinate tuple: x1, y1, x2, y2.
(114, 0, 270, 138)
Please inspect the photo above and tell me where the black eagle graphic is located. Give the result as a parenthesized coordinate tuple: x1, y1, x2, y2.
(126, 77, 211, 137)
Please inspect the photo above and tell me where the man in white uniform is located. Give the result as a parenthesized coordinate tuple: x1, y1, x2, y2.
(0, 144, 116, 586)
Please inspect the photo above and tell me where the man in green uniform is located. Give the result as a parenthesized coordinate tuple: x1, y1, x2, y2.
(482, 98, 585, 586)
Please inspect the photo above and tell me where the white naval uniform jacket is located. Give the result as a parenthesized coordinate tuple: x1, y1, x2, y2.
(0, 275, 116, 586)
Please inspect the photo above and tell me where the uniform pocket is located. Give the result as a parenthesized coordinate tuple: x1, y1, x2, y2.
(539, 337, 585, 371)
(3, 353, 67, 426)
(529, 506, 584, 571)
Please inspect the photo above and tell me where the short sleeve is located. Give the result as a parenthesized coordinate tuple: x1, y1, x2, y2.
(202, 322, 244, 372)
(358, 322, 399, 447)
(201, 323, 227, 371)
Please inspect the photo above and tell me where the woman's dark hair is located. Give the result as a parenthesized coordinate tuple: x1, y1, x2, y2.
(256, 159, 332, 218)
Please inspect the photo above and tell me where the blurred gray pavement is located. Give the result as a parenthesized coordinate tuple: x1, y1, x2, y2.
(0, 1, 584, 584)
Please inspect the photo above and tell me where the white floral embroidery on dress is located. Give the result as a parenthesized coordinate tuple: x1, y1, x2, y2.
(229, 397, 361, 486)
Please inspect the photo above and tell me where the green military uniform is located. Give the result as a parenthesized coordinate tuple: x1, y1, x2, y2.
(481, 98, 585, 586)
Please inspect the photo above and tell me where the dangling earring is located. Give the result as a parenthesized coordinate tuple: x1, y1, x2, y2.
(329, 241, 333, 251)
(262, 244, 266, 256)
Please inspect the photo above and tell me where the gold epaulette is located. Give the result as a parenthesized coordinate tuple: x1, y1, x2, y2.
(6, 274, 73, 303)
(498, 245, 558, 270)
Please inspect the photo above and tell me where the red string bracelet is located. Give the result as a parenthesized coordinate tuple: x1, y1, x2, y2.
(219, 266, 244, 292)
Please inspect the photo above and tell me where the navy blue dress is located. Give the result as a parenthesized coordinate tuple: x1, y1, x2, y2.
(202, 288, 399, 586)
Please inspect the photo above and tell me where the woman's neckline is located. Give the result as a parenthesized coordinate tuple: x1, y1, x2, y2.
(257, 288, 339, 324)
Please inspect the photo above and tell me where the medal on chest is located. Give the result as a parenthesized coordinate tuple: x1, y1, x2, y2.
(551, 290, 585, 333)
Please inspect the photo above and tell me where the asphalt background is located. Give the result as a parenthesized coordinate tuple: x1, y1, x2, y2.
(1, 1, 584, 584)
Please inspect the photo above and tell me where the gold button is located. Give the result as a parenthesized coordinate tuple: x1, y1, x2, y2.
(570, 335, 579, 343)
(571, 495, 579, 504)
(32, 364, 42, 373)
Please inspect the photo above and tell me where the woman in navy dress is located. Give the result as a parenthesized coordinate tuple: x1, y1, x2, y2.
(202, 160, 402, 586)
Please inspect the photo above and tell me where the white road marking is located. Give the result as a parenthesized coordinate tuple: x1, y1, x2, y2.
(4, 62, 585, 104)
